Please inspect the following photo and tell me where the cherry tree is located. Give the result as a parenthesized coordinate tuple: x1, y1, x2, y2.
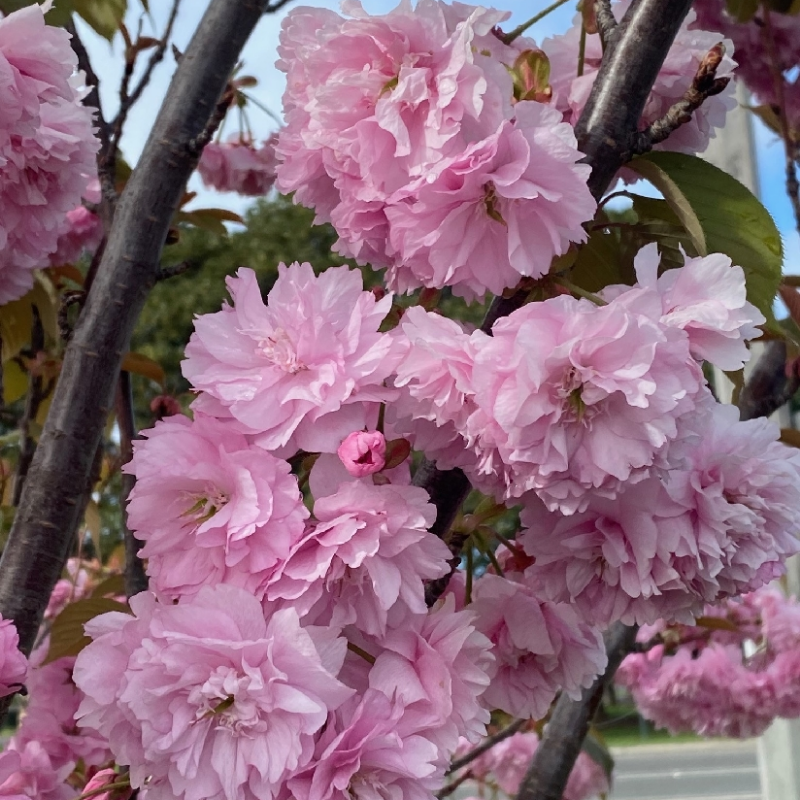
(0, 0, 799, 799)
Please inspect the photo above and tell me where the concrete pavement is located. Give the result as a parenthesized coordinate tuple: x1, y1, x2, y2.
(609, 740, 761, 800)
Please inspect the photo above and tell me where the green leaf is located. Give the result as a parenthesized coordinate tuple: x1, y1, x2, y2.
(630, 152, 783, 328)
(122, 351, 166, 386)
(627, 195, 699, 274)
(3, 360, 27, 405)
(569, 228, 627, 294)
(175, 208, 245, 237)
(44, 597, 131, 664)
(626, 157, 706, 257)
(72, 0, 127, 40)
(725, 0, 759, 20)
(90, 573, 126, 599)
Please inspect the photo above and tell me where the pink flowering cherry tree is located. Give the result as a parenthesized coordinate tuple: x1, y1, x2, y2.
(0, 1, 800, 800)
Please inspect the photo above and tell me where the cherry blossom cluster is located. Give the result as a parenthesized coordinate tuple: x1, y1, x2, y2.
(455, 729, 609, 800)
(198, 134, 280, 196)
(0, 559, 113, 800)
(275, 0, 597, 300)
(618, 587, 800, 738)
(0, 0, 99, 303)
(4, 1, 800, 799)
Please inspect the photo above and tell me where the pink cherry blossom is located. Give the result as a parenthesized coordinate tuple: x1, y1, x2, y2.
(468, 292, 704, 512)
(198, 135, 279, 196)
(619, 644, 776, 738)
(46, 205, 103, 267)
(0, 615, 27, 699)
(265, 482, 450, 636)
(182, 264, 400, 453)
(45, 558, 92, 620)
(337, 430, 386, 476)
(124, 413, 308, 600)
(604, 244, 765, 371)
(664, 403, 800, 601)
(368, 595, 494, 753)
(14, 654, 110, 771)
(276, 0, 594, 294)
(520, 403, 800, 627)
(385, 103, 595, 300)
(0, 741, 72, 800)
(544, 3, 736, 157)
(388, 307, 483, 471)
(461, 573, 606, 719)
(74, 586, 353, 800)
(0, 2, 99, 303)
(287, 690, 442, 800)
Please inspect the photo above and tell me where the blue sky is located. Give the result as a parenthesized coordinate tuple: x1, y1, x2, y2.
(81, 0, 800, 273)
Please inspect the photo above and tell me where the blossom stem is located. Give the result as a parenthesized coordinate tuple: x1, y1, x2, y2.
(71, 779, 131, 800)
(577, 22, 587, 77)
(501, 0, 572, 44)
(346, 641, 377, 665)
(553, 278, 607, 306)
(464, 546, 474, 605)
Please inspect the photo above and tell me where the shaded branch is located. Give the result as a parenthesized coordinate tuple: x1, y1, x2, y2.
(737, 340, 800, 422)
(632, 43, 730, 155)
(13, 311, 46, 507)
(115, 371, 148, 598)
(594, 0, 617, 49)
(0, 0, 272, 698)
(515, 623, 638, 800)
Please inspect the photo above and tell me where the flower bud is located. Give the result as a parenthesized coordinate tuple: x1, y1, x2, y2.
(337, 430, 387, 477)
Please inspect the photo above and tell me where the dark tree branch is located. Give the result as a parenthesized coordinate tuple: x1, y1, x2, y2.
(632, 43, 730, 155)
(447, 718, 526, 775)
(516, 623, 638, 800)
(66, 21, 111, 155)
(0, 0, 271, 698)
(737, 340, 800, 422)
(13, 311, 46, 507)
(574, 0, 695, 199)
(115, 371, 148, 598)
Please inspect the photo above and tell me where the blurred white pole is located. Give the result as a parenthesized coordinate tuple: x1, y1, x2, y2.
(703, 82, 797, 800)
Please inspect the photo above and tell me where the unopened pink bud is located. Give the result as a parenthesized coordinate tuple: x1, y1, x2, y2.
(337, 430, 387, 477)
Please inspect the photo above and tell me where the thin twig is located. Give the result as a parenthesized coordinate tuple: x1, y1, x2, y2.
(501, 0, 572, 44)
(437, 770, 474, 799)
(447, 719, 527, 775)
(105, 0, 184, 182)
(66, 21, 111, 153)
(632, 42, 731, 155)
